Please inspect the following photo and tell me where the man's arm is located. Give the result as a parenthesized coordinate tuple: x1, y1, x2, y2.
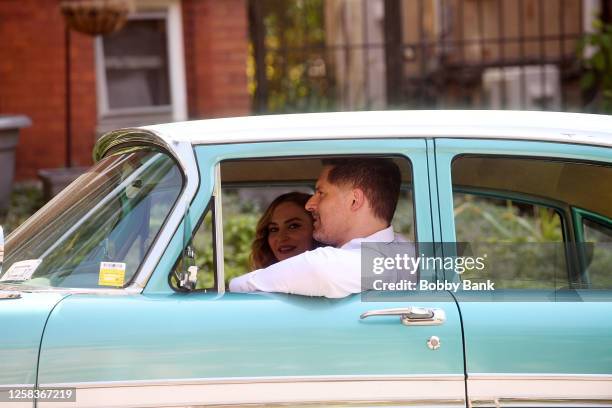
(229, 247, 360, 298)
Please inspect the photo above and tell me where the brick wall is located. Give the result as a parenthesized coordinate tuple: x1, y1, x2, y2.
(183, 0, 251, 118)
(0, 0, 251, 180)
(0, 0, 96, 180)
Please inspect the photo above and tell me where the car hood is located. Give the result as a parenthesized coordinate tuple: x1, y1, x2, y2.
(0, 290, 69, 386)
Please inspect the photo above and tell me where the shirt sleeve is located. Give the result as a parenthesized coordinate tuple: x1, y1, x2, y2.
(228, 247, 361, 298)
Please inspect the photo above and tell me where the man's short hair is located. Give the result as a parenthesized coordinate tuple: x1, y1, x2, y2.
(322, 157, 401, 223)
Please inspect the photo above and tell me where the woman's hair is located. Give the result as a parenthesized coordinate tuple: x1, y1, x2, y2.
(249, 192, 314, 270)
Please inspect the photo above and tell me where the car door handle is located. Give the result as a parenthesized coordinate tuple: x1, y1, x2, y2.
(360, 307, 446, 326)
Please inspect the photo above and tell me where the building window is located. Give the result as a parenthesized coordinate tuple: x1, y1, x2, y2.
(104, 15, 171, 111)
(95, 1, 186, 131)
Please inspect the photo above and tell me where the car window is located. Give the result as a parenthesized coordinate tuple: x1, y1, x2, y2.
(454, 192, 567, 289)
(172, 156, 415, 291)
(451, 155, 612, 290)
(582, 217, 612, 289)
(4, 149, 183, 289)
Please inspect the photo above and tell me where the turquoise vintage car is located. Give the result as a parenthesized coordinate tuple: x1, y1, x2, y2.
(1, 111, 611, 407)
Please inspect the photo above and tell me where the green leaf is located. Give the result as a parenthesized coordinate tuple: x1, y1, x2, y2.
(580, 72, 596, 90)
(601, 34, 612, 51)
(593, 52, 606, 70)
(593, 18, 603, 31)
(576, 38, 585, 54)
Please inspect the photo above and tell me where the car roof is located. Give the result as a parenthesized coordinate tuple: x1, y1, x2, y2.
(141, 110, 612, 148)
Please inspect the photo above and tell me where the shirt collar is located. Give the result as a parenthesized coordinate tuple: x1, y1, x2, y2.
(340, 226, 395, 250)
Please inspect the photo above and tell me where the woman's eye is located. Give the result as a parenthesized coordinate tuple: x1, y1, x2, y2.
(268, 226, 279, 233)
(288, 223, 302, 229)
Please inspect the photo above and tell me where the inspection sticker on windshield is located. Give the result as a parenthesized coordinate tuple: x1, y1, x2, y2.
(98, 262, 126, 287)
(0, 259, 42, 282)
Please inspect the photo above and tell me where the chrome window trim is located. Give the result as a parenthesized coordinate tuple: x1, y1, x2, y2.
(213, 162, 225, 294)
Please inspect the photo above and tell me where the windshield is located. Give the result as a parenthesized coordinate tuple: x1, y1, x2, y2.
(1, 148, 183, 289)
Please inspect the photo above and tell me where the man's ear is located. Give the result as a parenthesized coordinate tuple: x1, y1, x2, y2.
(350, 188, 366, 211)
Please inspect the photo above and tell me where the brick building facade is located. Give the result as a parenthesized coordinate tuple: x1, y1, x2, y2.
(0, 0, 250, 180)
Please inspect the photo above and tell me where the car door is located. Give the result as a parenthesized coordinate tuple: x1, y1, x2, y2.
(433, 138, 612, 407)
(36, 138, 467, 407)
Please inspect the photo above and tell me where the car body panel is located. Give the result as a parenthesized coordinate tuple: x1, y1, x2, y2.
(35, 137, 471, 405)
(140, 110, 612, 148)
(0, 291, 67, 385)
(145, 138, 435, 294)
(457, 295, 612, 373)
(2, 111, 612, 407)
(37, 292, 466, 406)
(431, 137, 612, 403)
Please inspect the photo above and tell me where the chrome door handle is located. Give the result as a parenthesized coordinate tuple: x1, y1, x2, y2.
(360, 307, 446, 326)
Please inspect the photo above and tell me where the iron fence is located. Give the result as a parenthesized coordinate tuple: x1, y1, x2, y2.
(249, 0, 601, 113)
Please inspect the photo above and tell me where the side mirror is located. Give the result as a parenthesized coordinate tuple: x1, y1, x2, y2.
(0, 226, 4, 274)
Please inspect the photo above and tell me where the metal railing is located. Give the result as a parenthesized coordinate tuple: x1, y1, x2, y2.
(249, 0, 591, 113)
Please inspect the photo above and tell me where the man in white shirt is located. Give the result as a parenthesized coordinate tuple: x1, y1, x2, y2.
(229, 158, 403, 298)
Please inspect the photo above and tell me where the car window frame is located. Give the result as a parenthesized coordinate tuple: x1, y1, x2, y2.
(433, 138, 612, 290)
(143, 138, 433, 295)
(452, 184, 576, 286)
(185, 154, 419, 294)
(572, 207, 612, 287)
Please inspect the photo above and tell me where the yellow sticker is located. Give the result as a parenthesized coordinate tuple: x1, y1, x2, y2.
(98, 262, 126, 287)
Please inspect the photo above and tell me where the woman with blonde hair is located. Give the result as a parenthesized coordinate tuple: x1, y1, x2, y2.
(250, 192, 318, 269)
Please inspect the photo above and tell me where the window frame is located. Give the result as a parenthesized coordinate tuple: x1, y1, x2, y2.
(94, 0, 187, 123)
(434, 138, 612, 289)
(170, 152, 420, 294)
(452, 185, 576, 287)
(572, 207, 612, 287)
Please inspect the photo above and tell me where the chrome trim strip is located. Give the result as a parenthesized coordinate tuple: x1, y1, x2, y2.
(469, 373, 612, 381)
(37, 399, 466, 408)
(38, 375, 466, 408)
(0, 285, 136, 295)
(0, 383, 35, 388)
(41, 374, 465, 389)
(468, 374, 612, 407)
(180, 400, 466, 408)
(470, 398, 612, 407)
(0, 290, 21, 299)
(214, 162, 225, 294)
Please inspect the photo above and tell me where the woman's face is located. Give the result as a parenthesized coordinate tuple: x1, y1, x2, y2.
(267, 201, 315, 262)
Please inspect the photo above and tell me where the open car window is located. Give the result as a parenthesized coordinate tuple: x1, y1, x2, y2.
(171, 156, 415, 292)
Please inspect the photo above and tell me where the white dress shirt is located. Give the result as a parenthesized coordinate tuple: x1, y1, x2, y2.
(229, 226, 406, 298)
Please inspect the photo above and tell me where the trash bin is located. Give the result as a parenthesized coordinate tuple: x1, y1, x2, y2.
(0, 115, 31, 211)
(38, 166, 88, 200)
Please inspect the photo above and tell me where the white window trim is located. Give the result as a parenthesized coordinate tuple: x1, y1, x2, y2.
(95, 0, 187, 122)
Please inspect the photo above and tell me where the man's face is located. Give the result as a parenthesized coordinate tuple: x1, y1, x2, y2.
(305, 166, 352, 246)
